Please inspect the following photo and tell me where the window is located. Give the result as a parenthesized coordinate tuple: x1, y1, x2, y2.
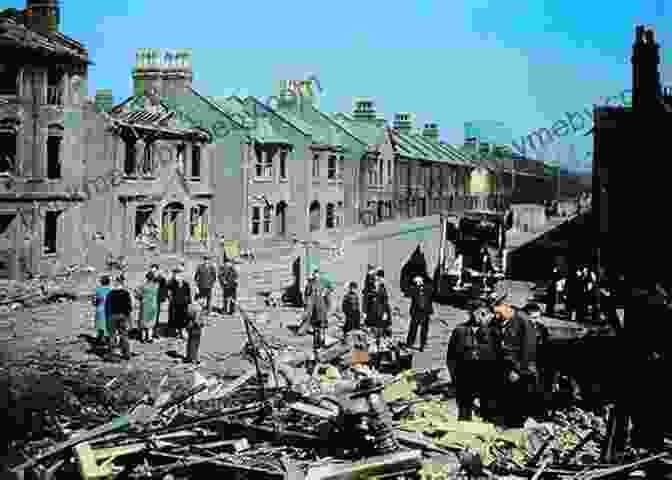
(191, 144, 201, 178)
(0, 64, 19, 95)
(190, 205, 208, 241)
(142, 142, 154, 176)
(387, 160, 392, 184)
(338, 156, 344, 180)
(326, 203, 335, 229)
(46, 69, 63, 106)
(46, 136, 61, 179)
(312, 153, 319, 177)
(263, 205, 272, 233)
(135, 206, 154, 237)
(279, 149, 287, 179)
(255, 147, 272, 179)
(327, 155, 337, 179)
(124, 139, 136, 176)
(251, 206, 261, 235)
(43, 211, 61, 255)
(0, 132, 16, 174)
(378, 158, 384, 185)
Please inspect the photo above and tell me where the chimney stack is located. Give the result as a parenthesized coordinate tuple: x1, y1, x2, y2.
(25, 0, 60, 34)
(632, 25, 662, 110)
(94, 89, 113, 113)
(132, 48, 193, 99)
(352, 98, 377, 122)
(393, 113, 414, 135)
(422, 123, 439, 142)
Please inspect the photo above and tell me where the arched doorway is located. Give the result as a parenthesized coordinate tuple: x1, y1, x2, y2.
(162, 202, 184, 254)
(309, 201, 321, 232)
(276, 201, 287, 236)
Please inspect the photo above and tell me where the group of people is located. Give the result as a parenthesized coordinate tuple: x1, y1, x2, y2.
(339, 265, 434, 352)
(446, 300, 546, 428)
(92, 255, 240, 363)
(546, 263, 598, 322)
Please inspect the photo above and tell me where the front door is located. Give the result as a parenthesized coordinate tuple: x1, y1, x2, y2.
(162, 202, 184, 254)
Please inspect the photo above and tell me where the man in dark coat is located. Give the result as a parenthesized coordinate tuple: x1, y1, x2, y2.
(167, 269, 191, 339)
(342, 281, 361, 336)
(362, 264, 378, 328)
(373, 269, 392, 337)
(406, 275, 434, 352)
(107, 275, 133, 360)
(194, 255, 217, 312)
(491, 302, 538, 428)
(522, 303, 550, 419)
(218, 259, 238, 315)
(304, 269, 327, 349)
(446, 299, 498, 421)
(545, 264, 563, 317)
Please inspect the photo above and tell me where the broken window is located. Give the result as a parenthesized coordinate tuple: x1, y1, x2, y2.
(191, 144, 201, 178)
(43, 210, 61, 255)
(0, 63, 18, 95)
(46, 69, 63, 106)
(135, 205, 155, 237)
(0, 214, 15, 235)
(47, 136, 61, 179)
(124, 139, 136, 176)
(0, 132, 15, 174)
(251, 206, 260, 236)
(190, 205, 208, 242)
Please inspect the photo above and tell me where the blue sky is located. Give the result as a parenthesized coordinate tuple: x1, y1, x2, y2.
(5, 0, 669, 173)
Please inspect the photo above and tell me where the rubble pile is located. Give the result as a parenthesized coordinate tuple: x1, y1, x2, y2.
(0, 279, 45, 309)
(3, 316, 670, 480)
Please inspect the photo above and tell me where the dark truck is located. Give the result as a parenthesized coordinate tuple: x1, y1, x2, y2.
(433, 210, 512, 306)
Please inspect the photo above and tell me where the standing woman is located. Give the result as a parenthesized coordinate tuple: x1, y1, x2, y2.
(168, 269, 192, 339)
(140, 273, 160, 343)
(94, 275, 112, 346)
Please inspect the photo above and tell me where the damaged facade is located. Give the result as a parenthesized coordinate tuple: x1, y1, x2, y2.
(0, 0, 90, 280)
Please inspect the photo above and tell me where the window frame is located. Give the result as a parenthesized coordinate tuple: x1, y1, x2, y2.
(312, 153, 320, 178)
(251, 206, 261, 236)
(279, 149, 288, 180)
(263, 204, 272, 234)
(0, 131, 16, 175)
(325, 203, 335, 229)
(43, 210, 61, 256)
(327, 155, 337, 180)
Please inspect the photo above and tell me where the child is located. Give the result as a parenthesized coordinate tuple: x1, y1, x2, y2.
(342, 281, 361, 336)
(185, 296, 207, 364)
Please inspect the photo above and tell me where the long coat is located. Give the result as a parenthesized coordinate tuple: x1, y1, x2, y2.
(362, 273, 377, 326)
(371, 282, 392, 329)
(409, 283, 434, 319)
(168, 280, 191, 329)
(304, 279, 328, 328)
(94, 287, 112, 337)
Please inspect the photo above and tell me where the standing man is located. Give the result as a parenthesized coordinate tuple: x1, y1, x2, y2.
(491, 302, 538, 428)
(342, 281, 361, 336)
(168, 268, 191, 339)
(107, 275, 133, 361)
(521, 303, 550, 420)
(218, 258, 238, 315)
(406, 275, 434, 352)
(545, 263, 563, 317)
(304, 269, 327, 350)
(194, 255, 217, 312)
(374, 269, 392, 338)
(446, 300, 498, 421)
(362, 264, 378, 328)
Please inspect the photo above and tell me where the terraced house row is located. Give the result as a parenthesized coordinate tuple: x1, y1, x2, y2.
(0, 0, 583, 280)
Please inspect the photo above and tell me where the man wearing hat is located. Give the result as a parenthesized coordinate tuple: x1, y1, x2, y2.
(167, 267, 192, 339)
(491, 302, 538, 428)
(194, 255, 217, 313)
(406, 275, 434, 352)
(362, 264, 378, 328)
(446, 299, 498, 421)
(304, 268, 327, 349)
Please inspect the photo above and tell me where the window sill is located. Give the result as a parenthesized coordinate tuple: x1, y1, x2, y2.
(280, 177, 288, 183)
(253, 177, 273, 183)
(42, 252, 57, 258)
(45, 178, 62, 182)
(188, 177, 201, 182)
(26, 178, 45, 183)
